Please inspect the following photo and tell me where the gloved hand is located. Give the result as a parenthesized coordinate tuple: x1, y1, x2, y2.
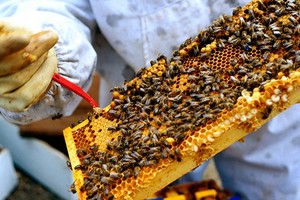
(0, 21, 58, 112)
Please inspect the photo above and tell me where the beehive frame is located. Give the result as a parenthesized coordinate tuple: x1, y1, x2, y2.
(64, 0, 300, 199)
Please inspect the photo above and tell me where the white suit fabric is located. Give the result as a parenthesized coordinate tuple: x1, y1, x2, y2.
(0, 0, 299, 199)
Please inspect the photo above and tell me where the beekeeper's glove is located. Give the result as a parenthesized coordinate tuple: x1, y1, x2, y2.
(0, 21, 58, 112)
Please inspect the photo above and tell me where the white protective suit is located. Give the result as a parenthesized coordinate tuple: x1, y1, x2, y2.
(1, 0, 300, 200)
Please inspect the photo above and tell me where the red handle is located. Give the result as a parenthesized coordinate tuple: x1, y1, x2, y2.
(52, 73, 98, 108)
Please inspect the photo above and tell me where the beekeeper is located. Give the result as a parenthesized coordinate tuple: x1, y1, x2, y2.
(1, 0, 299, 200)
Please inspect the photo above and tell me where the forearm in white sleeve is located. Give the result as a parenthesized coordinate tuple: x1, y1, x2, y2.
(0, 0, 97, 124)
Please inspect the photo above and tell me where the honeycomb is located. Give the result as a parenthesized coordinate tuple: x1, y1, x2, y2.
(63, 0, 300, 199)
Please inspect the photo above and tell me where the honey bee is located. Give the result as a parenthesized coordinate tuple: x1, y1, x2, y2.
(282, 40, 294, 49)
(51, 112, 63, 120)
(66, 160, 72, 170)
(100, 176, 113, 185)
(199, 52, 211, 60)
(228, 35, 241, 45)
(261, 44, 274, 52)
(107, 125, 118, 132)
(76, 148, 87, 156)
(247, 9, 255, 19)
(230, 76, 240, 84)
(281, 33, 292, 40)
(217, 38, 226, 48)
(86, 112, 93, 123)
(136, 67, 147, 77)
(243, 43, 252, 51)
(130, 151, 142, 160)
(203, 85, 212, 93)
(172, 50, 180, 58)
(109, 172, 121, 179)
(134, 166, 141, 178)
(160, 149, 169, 158)
(275, 7, 286, 16)
(174, 132, 186, 143)
(86, 185, 99, 198)
(191, 44, 200, 56)
(108, 194, 115, 200)
(232, 6, 242, 16)
(69, 182, 77, 194)
(174, 147, 182, 162)
(258, 0, 267, 10)
(109, 155, 118, 164)
(74, 164, 83, 170)
(230, 58, 238, 66)
(239, 16, 246, 26)
(150, 60, 156, 66)
(262, 106, 272, 120)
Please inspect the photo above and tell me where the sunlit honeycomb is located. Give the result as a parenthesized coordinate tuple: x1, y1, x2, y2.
(64, 0, 300, 199)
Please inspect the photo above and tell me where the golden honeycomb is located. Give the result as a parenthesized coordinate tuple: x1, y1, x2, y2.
(63, 0, 300, 199)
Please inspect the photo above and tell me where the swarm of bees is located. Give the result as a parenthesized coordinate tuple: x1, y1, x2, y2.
(64, 0, 300, 199)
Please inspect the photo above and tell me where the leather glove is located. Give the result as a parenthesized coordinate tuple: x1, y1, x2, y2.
(0, 21, 58, 112)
